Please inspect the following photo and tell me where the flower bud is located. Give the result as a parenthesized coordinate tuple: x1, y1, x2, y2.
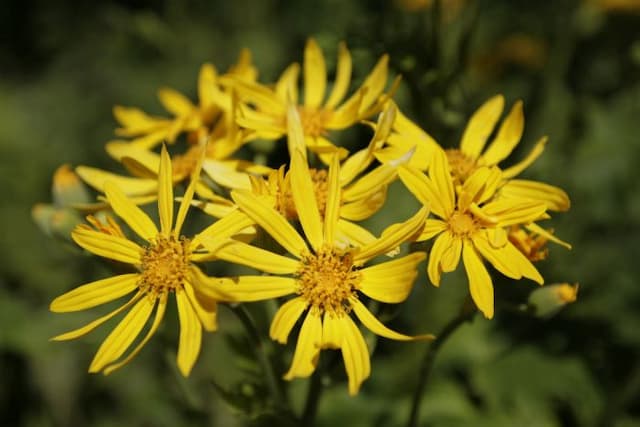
(528, 283, 579, 318)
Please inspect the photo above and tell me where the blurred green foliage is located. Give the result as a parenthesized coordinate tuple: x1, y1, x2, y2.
(1, 0, 639, 426)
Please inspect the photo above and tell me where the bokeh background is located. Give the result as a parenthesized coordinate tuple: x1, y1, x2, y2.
(2, 0, 640, 426)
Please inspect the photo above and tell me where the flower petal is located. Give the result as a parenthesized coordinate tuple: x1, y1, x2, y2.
(427, 232, 455, 286)
(417, 219, 447, 242)
(502, 136, 547, 179)
(430, 149, 455, 217)
(191, 209, 254, 252)
(103, 293, 167, 375)
(158, 145, 174, 236)
(158, 87, 195, 116)
(89, 297, 155, 372)
(105, 181, 158, 241)
(50, 274, 139, 313)
(183, 280, 218, 332)
(51, 292, 143, 341)
(480, 101, 524, 166)
(291, 149, 324, 251)
(220, 276, 297, 302)
(76, 166, 158, 197)
(335, 220, 377, 248)
(460, 94, 504, 159)
(176, 289, 202, 376)
(342, 165, 396, 202)
(482, 199, 548, 227)
(215, 240, 299, 274)
(339, 188, 387, 221)
(472, 233, 521, 280)
(462, 240, 494, 319)
(321, 312, 342, 349)
(359, 252, 425, 303)
(499, 179, 571, 212)
(324, 154, 341, 245)
(335, 314, 370, 396)
(232, 190, 308, 257)
(303, 39, 327, 109)
(72, 227, 142, 265)
(270, 297, 308, 344)
(352, 298, 434, 341)
(283, 311, 322, 380)
(398, 165, 446, 219)
(325, 42, 352, 109)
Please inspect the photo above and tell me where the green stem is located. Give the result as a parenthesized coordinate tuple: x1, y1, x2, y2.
(229, 304, 288, 411)
(407, 302, 475, 427)
(301, 368, 324, 426)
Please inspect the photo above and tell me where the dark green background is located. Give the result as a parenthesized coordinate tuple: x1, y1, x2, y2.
(2, 0, 639, 426)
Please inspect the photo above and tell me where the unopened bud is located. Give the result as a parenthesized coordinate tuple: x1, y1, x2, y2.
(528, 283, 579, 318)
(52, 164, 91, 206)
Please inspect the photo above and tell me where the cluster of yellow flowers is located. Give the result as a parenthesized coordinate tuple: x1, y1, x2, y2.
(41, 39, 574, 395)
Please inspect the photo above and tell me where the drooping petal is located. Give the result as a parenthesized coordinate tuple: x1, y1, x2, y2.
(291, 150, 324, 251)
(480, 101, 524, 166)
(324, 154, 341, 245)
(51, 292, 143, 341)
(499, 179, 571, 212)
(441, 237, 462, 273)
(502, 136, 547, 179)
(359, 252, 425, 303)
(50, 274, 139, 313)
(219, 276, 297, 302)
(324, 42, 352, 108)
(71, 227, 142, 265)
(462, 240, 494, 319)
(231, 190, 308, 257)
(336, 314, 370, 396)
(76, 166, 158, 197)
(339, 188, 387, 222)
(104, 181, 158, 241)
(176, 289, 202, 376)
(303, 39, 327, 109)
(215, 240, 299, 274)
(427, 232, 455, 286)
(188, 266, 235, 301)
(103, 293, 167, 375)
(459, 94, 505, 159)
(354, 206, 428, 264)
(481, 199, 548, 227)
(321, 313, 342, 349)
(283, 311, 322, 380)
(89, 297, 155, 372)
(158, 145, 174, 236)
(352, 299, 434, 341)
(502, 241, 544, 284)
(270, 297, 308, 344)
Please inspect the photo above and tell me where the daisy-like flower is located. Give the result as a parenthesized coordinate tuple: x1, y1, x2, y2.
(399, 149, 549, 319)
(223, 38, 395, 159)
(50, 146, 253, 376)
(197, 147, 431, 395)
(113, 49, 258, 150)
(378, 95, 570, 212)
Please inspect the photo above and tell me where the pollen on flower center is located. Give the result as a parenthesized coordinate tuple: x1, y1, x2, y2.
(138, 235, 191, 295)
(298, 106, 332, 138)
(448, 211, 477, 237)
(446, 149, 477, 184)
(277, 168, 330, 219)
(296, 246, 362, 316)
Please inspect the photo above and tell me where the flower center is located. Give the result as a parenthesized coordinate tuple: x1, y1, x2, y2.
(138, 235, 191, 295)
(296, 246, 362, 316)
(298, 107, 332, 138)
(277, 168, 330, 220)
(448, 211, 477, 237)
(446, 149, 477, 185)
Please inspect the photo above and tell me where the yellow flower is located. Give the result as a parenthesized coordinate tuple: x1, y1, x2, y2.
(379, 95, 571, 212)
(50, 146, 252, 376)
(198, 148, 431, 395)
(223, 38, 395, 159)
(399, 150, 549, 319)
(113, 49, 258, 150)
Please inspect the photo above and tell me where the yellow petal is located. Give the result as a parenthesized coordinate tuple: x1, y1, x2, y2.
(325, 42, 352, 109)
(417, 219, 447, 242)
(324, 154, 341, 245)
(441, 236, 462, 273)
(354, 206, 428, 264)
(191, 210, 254, 252)
(526, 223, 572, 250)
(339, 187, 387, 221)
(158, 145, 174, 235)
(198, 63, 218, 109)
(335, 220, 377, 249)
(502, 136, 547, 179)
(398, 165, 446, 219)
(462, 240, 494, 319)
(176, 289, 202, 376)
(472, 233, 521, 280)
(327, 89, 363, 129)
(459, 94, 505, 159)
(275, 63, 301, 105)
(270, 297, 308, 344)
(321, 312, 342, 349)
(352, 299, 434, 341)
(430, 149, 455, 217)
(174, 148, 205, 238)
(481, 199, 548, 227)
(303, 38, 327, 108)
(50, 274, 138, 313)
(358, 54, 389, 113)
(499, 179, 571, 212)
(291, 150, 324, 251)
(183, 280, 218, 332)
(201, 160, 252, 190)
(427, 232, 455, 286)
(104, 181, 158, 241)
(220, 276, 297, 302)
(339, 147, 373, 187)
(335, 314, 370, 396)
(231, 190, 308, 257)
(503, 241, 544, 284)
(188, 266, 234, 301)
(480, 101, 524, 166)
(158, 87, 195, 116)
(89, 297, 155, 372)
(71, 227, 142, 265)
(103, 293, 167, 375)
(359, 252, 426, 303)
(105, 141, 160, 175)
(113, 105, 167, 134)
(76, 166, 157, 197)
(342, 165, 397, 202)
(283, 311, 322, 380)
(287, 105, 307, 160)
(215, 240, 299, 274)
(225, 77, 286, 114)
(51, 292, 143, 341)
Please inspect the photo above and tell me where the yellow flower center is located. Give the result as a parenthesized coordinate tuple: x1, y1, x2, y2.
(296, 246, 362, 316)
(138, 235, 191, 295)
(298, 107, 332, 138)
(277, 168, 330, 220)
(448, 211, 477, 237)
(445, 149, 477, 184)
